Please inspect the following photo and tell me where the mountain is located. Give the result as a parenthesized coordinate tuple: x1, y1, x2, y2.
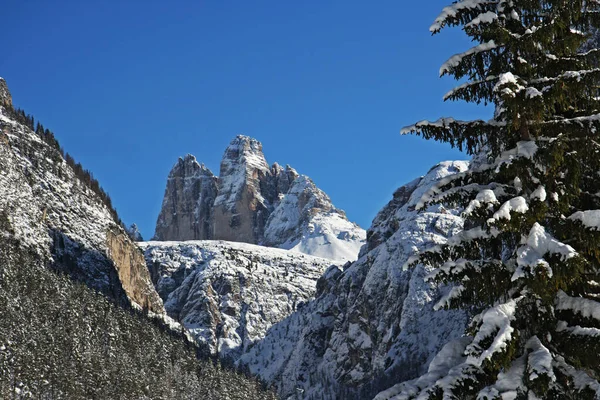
(0, 77, 162, 313)
(237, 161, 471, 399)
(140, 240, 334, 360)
(154, 135, 365, 263)
(0, 77, 277, 399)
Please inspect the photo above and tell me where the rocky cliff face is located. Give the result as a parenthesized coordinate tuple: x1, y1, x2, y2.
(212, 136, 273, 244)
(0, 79, 163, 314)
(0, 77, 11, 107)
(154, 135, 365, 263)
(238, 161, 471, 399)
(140, 240, 333, 359)
(154, 154, 218, 241)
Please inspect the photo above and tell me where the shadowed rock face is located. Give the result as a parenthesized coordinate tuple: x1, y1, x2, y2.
(154, 135, 365, 263)
(154, 155, 218, 241)
(0, 78, 11, 107)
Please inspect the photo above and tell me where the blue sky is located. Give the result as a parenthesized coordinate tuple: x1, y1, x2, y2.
(0, 1, 491, 239)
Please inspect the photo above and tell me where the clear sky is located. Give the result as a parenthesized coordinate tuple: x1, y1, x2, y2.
(0, 1, 491, 239)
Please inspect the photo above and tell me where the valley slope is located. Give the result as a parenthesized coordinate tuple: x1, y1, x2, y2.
(0, 77, 162, 313)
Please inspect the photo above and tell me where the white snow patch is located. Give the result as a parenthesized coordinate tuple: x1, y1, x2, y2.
(568, 210, 600, 230)
(466, 298, 520, 365)
(556, 290, 600, 321)
(513, 223, 576, 281)
(490, 196, 529, 222)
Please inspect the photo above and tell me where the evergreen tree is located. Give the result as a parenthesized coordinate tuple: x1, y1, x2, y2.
(395, 1, 600, 398)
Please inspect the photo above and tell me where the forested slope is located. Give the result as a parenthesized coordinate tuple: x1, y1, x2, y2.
(0, 230, 276, 399)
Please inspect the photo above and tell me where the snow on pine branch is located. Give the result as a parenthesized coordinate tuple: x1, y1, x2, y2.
(434, 284, 466, 311)
(402, 226, 501, 271)
(556, 290, 600, 322)
(553, 356, 600, 395)
(463, 188, 501, 216)
(476, 354, 527, 399)
(430, 1, 500, 33)
(531, 68, 600, 85)
(401, 117, 469, 135)
(465, 11, 498, 29)
(465, 298, 521, 365)
(408, 141, 537, 214)
(493, 72, 543, 99)
(512, 223, 576, 281)
(444, 75, 498, 101)
(568, 210, 600, 230)
(525, 336, 556, 384)
(541, 113, 600, 127)
(401, 117, 507, 155)
(440, 40, 497, 77)
(556, 323, 600, 338)
(489, 196, 528, 222)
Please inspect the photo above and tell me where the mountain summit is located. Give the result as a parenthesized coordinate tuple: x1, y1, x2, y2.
(154, 135, 365, 262)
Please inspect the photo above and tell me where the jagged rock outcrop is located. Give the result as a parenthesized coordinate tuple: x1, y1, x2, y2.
(154, 154, 218, 241)
(126, 223, 144, 241)
(106, 229, 163, 311)
(141, 240, 333, 359)
(238, 161, 471, 399)
(0, 79, 164, 314)
(154, 135, 365, 263)
(0, 77, 11, 107)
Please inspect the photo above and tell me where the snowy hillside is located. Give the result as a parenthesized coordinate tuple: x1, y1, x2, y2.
(0, 77, 163, 313)
(238, 161, 471, 399)
(140, 240, 334, 359)
(154, 136, 365, 263)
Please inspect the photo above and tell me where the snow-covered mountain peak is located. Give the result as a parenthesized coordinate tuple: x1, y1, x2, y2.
(214, 135, 270, 211)
(220, 135, 270, 178)
(170, 153, 216, 179)
(154, 136, 366, 263)
(262, 174, 364, 262)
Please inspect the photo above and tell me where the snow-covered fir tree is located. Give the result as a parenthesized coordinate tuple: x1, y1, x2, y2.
(386, 1, 600, 398)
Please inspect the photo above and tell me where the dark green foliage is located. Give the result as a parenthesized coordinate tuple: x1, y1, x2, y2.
(398, 1, 600, 398)
(0, 235, 277, 399)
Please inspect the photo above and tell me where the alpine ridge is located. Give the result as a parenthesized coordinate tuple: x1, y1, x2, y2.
(237, 161, 471, 399)
(154, 135, 365, 263)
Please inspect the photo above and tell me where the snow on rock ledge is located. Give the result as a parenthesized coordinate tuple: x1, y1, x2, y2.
(140, 240, 334, 358)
